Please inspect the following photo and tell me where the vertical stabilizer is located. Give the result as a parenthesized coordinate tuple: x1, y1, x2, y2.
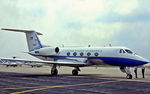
(26, 31, 43, 51)
(1, 28, 43, 51)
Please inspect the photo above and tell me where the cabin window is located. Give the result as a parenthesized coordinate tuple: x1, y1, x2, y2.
(67, 52, 70, 56)
(120, 49, 125, 53)
(94, 52, 99, 56)
(87, 52, 91, 56)
(125, 49, 133, 54)
(73, 52, 77, 56)
(80, 52, 84, 56)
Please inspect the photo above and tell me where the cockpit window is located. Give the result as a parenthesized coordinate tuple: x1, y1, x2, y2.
(125, 49, 133, 54)
(120, 49, 125, 53)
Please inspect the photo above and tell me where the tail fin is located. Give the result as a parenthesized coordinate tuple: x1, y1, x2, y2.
(1, 28, 43, 51)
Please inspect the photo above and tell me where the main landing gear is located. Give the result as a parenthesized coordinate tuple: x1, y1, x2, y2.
(120, 66, 132, 79)
(51, 64, 58, 76)
(72, 67, 80, 76)
(51, 65, 81, 76)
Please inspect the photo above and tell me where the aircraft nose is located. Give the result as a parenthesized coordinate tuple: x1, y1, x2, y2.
(138, 56, 149, 64)
(143, 58, 149, 63)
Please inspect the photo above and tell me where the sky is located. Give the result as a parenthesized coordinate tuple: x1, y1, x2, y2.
(0, 0, 150, 60)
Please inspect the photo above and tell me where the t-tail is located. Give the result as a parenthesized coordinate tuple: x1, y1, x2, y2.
(1, 28, 43, 51)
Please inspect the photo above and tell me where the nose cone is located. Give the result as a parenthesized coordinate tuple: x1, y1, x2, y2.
(142, 58, 149, 64)
(137, 55, 149, 64)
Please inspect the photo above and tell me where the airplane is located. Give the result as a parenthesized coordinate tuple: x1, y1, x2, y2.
(25, 62, 43, 67)
(0, 28, 149, 79)
(0, 56, 43, 67)
(0, 57, 23, 67)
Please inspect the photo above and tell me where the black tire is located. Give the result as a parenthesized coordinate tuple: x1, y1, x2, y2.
(72, 69, 78, 76)
(126, 74, 132, 79)
(51, 69, 58, 76)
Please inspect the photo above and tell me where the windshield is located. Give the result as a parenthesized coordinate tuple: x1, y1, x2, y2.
(125, 49, 133, 54)
(120, 49, 125, 53)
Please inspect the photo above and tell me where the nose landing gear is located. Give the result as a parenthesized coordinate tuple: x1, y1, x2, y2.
(126, 74, 132, 79)
(125, 67, 132, 79)
(120, 66, 132, 79)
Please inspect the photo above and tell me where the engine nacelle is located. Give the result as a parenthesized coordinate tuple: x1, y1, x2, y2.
(34, 47, 60, 56)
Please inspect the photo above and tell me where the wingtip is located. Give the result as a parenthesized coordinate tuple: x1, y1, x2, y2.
(1, 28, 7, 30)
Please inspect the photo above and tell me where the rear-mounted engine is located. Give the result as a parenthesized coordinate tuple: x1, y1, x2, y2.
(34, 47, 60, 56)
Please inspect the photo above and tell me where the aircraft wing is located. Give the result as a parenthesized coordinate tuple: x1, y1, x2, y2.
(0, 58, 86, 67)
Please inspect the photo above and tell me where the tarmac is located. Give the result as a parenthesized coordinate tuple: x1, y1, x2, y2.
(0, 65, 150, 94)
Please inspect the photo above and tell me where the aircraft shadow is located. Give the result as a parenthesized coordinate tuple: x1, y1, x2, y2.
(0, 72, 125, 79)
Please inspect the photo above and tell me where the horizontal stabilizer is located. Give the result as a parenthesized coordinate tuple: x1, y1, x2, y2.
(1, 28, 43, 35)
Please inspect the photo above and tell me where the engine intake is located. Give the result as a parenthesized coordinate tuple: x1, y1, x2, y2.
(55, 47, 59, 53)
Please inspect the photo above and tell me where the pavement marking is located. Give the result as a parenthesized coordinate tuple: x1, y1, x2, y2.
(0, 86, 44, 90)
(9, 80, 123, 94)
(0, 80, 39, 86)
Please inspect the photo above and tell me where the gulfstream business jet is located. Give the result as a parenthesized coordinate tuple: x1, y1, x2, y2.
(0, 28, 149, 79)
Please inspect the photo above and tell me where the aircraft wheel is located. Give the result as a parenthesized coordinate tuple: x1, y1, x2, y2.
(126, 74, 132, 79)
(72, 69, 78, 76)
(51, 69, 58, 76)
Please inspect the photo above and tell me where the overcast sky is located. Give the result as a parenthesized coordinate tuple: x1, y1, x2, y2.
(0, 0, 150, 60)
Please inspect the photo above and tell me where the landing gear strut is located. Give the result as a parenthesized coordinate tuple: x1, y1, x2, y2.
(51, 64, 58, 76)
(72, 67, 80, 76)
(120, 66, 132, 79)
(125, 67, 132, 79)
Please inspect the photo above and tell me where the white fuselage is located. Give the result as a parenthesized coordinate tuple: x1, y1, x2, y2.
(29, 46, 149, 67)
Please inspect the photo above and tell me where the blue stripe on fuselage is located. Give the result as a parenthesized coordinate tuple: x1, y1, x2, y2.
(98, 57, 147, 66)
(30, 54, 147, 66)
(34, 31, 43, 48)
